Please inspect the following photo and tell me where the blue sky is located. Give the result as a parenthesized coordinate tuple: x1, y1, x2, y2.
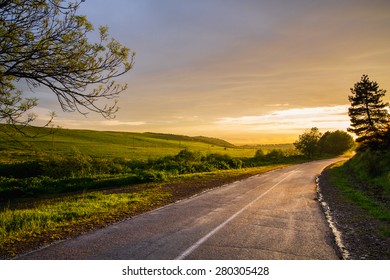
(34, 0, 390, 143)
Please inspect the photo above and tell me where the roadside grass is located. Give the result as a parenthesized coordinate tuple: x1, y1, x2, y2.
(0, 186, 172, 258)
(0, 165, 288, 259)
(173, 164, 289, 182)
(0, 174, 141, 201)
(329, 162, 390, 227)
(345, 150, 390, 199)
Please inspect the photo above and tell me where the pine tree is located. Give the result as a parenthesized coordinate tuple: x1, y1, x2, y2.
(348, 75, 390, 148)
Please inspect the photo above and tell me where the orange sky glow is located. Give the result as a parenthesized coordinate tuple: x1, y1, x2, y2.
(33, 0, 390, 144)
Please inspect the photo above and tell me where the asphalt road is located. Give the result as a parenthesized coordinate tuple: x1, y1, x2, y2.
(19, 159, 342, 260)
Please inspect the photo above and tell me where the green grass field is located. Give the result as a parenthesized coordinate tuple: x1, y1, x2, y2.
(0, 125, 293, 162)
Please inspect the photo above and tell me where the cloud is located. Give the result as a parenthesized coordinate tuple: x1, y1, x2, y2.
(215, 105, 350, 132)
(264, 103, 290, 107)
(99, 120, 146, 126)
(40, 112, 147, 130)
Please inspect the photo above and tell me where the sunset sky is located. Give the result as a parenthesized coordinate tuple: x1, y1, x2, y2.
(35, 0, 390, 144)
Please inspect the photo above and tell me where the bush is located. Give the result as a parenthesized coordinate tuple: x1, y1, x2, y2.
(265, 149, 285, 161)
(254, 149, 265, 159)
(205, 153, 241, 170)
(343, 148, 390, 202)
(175, 149, 202, 162)
(230, 158, 243, 169)
(350, 149, 390, 178)
(152, 150, 242, 174)
(90, 157, 131, 175)
(364, 151, 383, 178)
(0, 176, 53, 198)
(40, 152, 93, 178)
(39, 152, 135, 178)
(0, 161, 42, 178)
(135, 170, 168, 182)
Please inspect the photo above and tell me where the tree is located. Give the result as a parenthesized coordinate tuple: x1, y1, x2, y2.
(0, 0, 134, 130)
(348, 75, 390, 149)
(318, 130, 355, 155)
(294, 127, 322, 158)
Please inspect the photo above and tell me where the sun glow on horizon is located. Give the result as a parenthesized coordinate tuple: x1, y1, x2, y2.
(216, 105, 350, 131)
(25, 1, 390, 145)
(35, 105, 352, 145)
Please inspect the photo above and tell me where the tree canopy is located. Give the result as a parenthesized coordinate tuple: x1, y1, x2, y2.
(294, 127, 322, 158)
(295, 128, 354, 158)
(318, 130, 355, 155)
(0, 0, 134, 129)
(348, 75, 389, 149)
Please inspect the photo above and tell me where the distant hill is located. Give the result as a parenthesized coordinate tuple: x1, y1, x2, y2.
(239, 143, 294, 150)
(0, 125, 248, 162)
(143, 132, 235, 148)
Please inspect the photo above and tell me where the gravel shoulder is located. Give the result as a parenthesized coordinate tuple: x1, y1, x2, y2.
(318, 167, 390, 260)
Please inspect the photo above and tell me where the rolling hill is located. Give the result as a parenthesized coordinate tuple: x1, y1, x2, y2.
(0, 125, 258, 162)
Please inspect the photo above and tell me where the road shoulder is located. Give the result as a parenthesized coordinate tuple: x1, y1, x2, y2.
(318, 166, 390, 259)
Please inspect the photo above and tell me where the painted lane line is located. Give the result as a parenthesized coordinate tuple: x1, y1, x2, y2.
(175, 170, 297, 260)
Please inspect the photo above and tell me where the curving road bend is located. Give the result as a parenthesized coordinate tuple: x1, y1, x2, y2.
(19, 159, 342, 260)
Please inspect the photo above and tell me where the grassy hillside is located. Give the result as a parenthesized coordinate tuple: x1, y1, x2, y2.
(0, 125, 297, 163)
(0, 125, 257, 162)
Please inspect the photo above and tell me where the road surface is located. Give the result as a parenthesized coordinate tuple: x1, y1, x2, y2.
(19, 159, 342, 260)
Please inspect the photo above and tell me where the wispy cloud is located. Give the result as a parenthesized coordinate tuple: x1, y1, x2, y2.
(36, 109, 147, 129)
(264, 103, 290, 107)
(99, 120, 146, 126)
(216, 105, 350, 131)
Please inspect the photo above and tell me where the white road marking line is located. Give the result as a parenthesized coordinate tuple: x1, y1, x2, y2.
(175, 170, 297, 260)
